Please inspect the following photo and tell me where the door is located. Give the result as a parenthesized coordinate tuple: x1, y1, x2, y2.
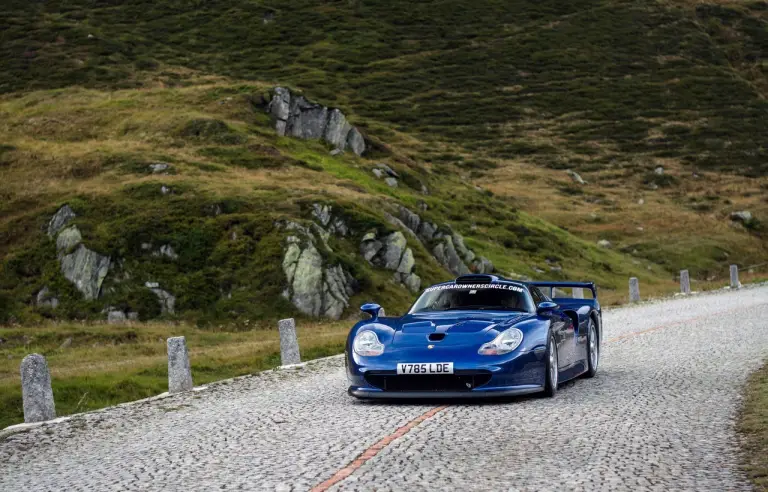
(531, 287, 572, 368)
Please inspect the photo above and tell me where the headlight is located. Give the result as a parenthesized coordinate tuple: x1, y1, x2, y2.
(478, 328, 523, 355)
(353, 330, 384, 356)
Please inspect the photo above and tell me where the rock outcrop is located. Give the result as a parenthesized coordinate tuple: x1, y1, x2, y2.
(145, 282, 176, 314)
(281, 213, 357, 319)
(393, 206, 494, 276)
(54, 225, 110, 301)
(267, 87, 366, 155)
(36, 287, 59, 309)
(360, 231, 421, 292)
(47, 205, 76, 237)
(432, 236, 471, 276)
(730, 211, 753, 223)
(567, 170, 586, 185)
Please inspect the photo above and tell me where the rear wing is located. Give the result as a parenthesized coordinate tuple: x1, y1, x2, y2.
(529, 281, 597, 300)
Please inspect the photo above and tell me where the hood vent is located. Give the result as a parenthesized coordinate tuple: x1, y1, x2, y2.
(455, 274, 498, 284)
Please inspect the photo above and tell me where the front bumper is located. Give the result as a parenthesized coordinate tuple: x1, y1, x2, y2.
(348, 384, 543, 399)
(347, 346, 547, 399)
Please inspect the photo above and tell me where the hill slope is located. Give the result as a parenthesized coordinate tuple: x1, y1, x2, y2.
(1, 0, 766, 325)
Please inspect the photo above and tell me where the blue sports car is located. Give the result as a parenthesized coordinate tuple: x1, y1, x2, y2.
(346, 274, 601, 398)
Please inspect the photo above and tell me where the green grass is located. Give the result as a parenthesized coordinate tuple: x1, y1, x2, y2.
(739, 361, 768, 491)
(0, 320, 350, 429)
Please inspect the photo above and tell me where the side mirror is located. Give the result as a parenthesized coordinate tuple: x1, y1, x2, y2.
(361, 303, 383, 321)
(536, 301, 559, 316)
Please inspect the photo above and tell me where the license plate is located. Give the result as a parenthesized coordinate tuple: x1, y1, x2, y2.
(397, 362, 454, 375)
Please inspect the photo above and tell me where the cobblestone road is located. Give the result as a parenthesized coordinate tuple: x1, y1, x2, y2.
(2, 286, 767, 491)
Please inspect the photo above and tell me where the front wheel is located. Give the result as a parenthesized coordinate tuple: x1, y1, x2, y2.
(583, 318, 599, 378)
(543, 335, 558, 397)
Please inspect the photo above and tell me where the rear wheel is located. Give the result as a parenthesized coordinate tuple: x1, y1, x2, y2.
(543, 335, 558, 397)
(583, 318, 599, 378)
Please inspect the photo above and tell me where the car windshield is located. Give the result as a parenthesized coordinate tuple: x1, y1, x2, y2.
(409, 284, 533, 313)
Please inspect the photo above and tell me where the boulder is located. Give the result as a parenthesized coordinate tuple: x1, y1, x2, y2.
(282, 241, 303, 285)
(36, 287, 59, 309)
(346, 128, 366, 156)
(566, 170, 586, 185)
(268, 87, 292, 136)
(360, 237, 383, 263)
(323, 265, 355, 319)
(396, 248, 415, 274)
(381, 232, 407, 270)
(282, 233, 356, 319)
(324, 109, 352, 150)
(289, 97, 328, 140)
(383, 212, 419, 241)
(730, 211, 753, 223)
(398, 206, 421, 233)
(147, 286, 175, 314)
(418, 222, 437, 242)
(376, 164, 399, 178)
(403, 273, 421, 293)
(433, 236, 470, 276)
(60, 244, 111, 300)
(597, 239, 612, 248)
(47, 205, 76, 237)
(309, 203, 349, 238)
(385, 177, 398, 188)
(107, 310, 127, 324)
(56, 226, 83, 256)
(471, 256, 495, 274)
(289, 242, 324, 316)
(361, 229, 420, 292)
(654, 166, 664, 175)
(149, 162, 171, 174)
(311, 203, 332, 227)
(267, 87, 365, 155)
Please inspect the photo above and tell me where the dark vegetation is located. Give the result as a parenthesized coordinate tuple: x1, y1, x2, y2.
(1, 0, 766, 176)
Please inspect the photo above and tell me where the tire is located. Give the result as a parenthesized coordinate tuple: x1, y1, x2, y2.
(583, 318, 599, 378)
(543, 334, 558, 397)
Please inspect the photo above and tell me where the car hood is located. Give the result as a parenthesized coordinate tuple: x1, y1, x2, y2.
(389, 311, 529, 348)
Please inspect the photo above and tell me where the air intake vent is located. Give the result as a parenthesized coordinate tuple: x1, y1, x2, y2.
(455, 274, 497, 284)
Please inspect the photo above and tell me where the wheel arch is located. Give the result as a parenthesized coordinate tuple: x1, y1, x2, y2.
(589, 310, 601, 346)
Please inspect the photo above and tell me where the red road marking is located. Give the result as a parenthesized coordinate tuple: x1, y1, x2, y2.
(311, 406, 448, 492)
(313, 299, 767, 490)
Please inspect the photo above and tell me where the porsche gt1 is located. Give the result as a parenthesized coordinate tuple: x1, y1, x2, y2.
(346, 274, 601, 398)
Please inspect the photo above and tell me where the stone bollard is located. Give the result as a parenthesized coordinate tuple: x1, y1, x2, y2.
(20, 354, 56, 423)
(629, 277, 640, 303)
(730, 264, 741, 289)
(167, 336, 193, 394)
(680, 270, 690, 295)
(572, 288, 584, 299)
(278, 318, 301, 366)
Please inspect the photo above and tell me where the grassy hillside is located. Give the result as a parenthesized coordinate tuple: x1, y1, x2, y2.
(1, 0, 766, 326)
(0, 0, 767, 428)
